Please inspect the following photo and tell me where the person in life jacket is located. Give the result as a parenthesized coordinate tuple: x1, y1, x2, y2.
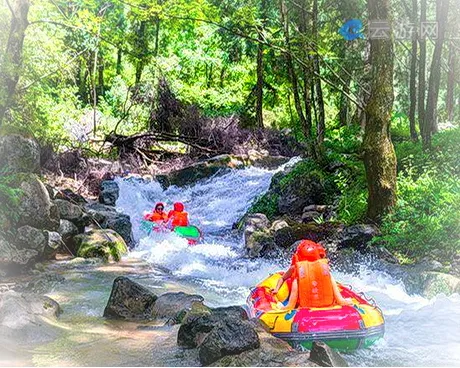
(144, 202, 168, 223)
(272, 240, 352, 310)
(167, 202, 189, 228)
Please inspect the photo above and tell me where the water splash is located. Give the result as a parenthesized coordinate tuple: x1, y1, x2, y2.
(114, 162, 460, 366)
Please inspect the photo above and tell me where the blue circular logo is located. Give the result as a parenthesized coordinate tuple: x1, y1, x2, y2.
(339, 19, 364, 41)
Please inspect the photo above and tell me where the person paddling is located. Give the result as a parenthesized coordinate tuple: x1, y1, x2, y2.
(144, 202, 168, 223)
(272, 240, 352, 310)
(167, 202, 189, 228)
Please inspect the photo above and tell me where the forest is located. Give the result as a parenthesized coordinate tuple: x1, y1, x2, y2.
(1, 0, 459, 268)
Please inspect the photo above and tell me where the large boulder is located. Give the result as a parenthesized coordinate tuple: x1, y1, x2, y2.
(0, 291, 61, 344)
(85, 203, 134, 247)
(406, 271, 460, 298)
(103, 276, 157, 320)
(0, 235, 39, 273)
(243, 214, 273, 258)
(277, 173, 326, 216)
(58, 219, 79, 241)
(212, 322, 318, 367)
(43, 231, 63, 259)
(98, 180, 119, 206)
(53, 199, 88, 230)
(273, 223, 338, 249)
(337, 224, 380, 249)
(178, 312, 260, 366)
(152, 292, 204, 323)
(309, 341, 348, 367)
(0, 134, 40, 174)
(16, 225, 48, 252)
(198, 319, 260, 366)
(74, 229, 128, 262)
(54, 188, 87, 204)
(14, 175, 58, 231)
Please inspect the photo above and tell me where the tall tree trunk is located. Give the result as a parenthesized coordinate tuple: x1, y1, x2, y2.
(418, 0, 427, 138)
(0, 0, 30, 126)
(424, 0, 450, 147)
(116, 48, 122, 75)
(363, 0, 397, 222)
(98, 54, 104, 98)
(255, 40, 264, 128)
(409, 0, 418, 141)
(312, 0, 325, 145)
(339, 75, 351, 126)
(446, 41, 457, 121)
(153, 17, 160, 57)
(135, 21, 147, 84)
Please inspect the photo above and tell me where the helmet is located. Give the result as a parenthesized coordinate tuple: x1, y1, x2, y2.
(292, 240, 326, 263)
(155, 202, 165, 211)
(173, 202, 184, 212)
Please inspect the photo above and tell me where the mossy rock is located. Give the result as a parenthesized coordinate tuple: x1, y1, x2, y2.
(273, 223, 339, 248)
(0, 134, 40, 174)
(74, 229, 128, 262)
(408, 271, 460, 298)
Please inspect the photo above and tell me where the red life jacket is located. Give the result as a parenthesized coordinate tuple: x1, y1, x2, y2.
(168, 210, 189, 227)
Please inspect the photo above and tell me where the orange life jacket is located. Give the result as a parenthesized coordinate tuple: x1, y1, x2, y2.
(168, 210, 189, 227)
(295, 259, 334, 308)
(150, 212, 168, 222)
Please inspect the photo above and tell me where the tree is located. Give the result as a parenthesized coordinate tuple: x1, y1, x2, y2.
(362, 0, 397, 222)
(424, 0, 450, 147)
(408, 0, 418, 141)
(418, 0, 427, 139)
(0, 0, 30, 126)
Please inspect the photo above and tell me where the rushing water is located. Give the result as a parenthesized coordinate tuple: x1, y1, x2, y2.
(113, 162, 460, 367)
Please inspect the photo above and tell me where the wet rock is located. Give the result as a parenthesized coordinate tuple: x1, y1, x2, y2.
(198, 319, 260, 366)
(49, 201, 61, 231)
(152, 292, 204, 323)
(277, 173, 326, 216)
(74, 229, 128, 262)
(17, 225, 47, 252)
(55, 188, 87, 204)
(337, 224, 380, 249)
(269, 219, 289, 232)
(0, 291, 61, 344)
(85, 203, 134, 248)
(98, 180, 119, 206)
(246, 230, 274, 258)
(302, 211, 323, 223)
(309, 341, 348, 367)
(178, 311, 260, 366)
(211, 306, 249, 321)
(212, 322, 317, 367)
(0, 134, 40, 174)
(103, 276, 157, 320)
(406, 271, 460, 298)
(273, 223, 338, 249)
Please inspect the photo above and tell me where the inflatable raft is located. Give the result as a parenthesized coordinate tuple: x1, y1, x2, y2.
(140, 220, 202, 244)
(246, 273, 384, 351)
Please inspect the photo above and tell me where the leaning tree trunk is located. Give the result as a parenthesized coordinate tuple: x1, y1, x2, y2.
(255, 37, 264, 128)
(424, 0, 450, 147)
(313, 0, 325, 146)
(0, 0, 30, 126)
(362, 0, 397, 223)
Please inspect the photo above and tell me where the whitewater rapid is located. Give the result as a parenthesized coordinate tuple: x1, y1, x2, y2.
(114, 163, 460, 367)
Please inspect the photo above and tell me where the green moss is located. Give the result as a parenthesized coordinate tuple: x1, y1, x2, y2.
(76, 230, 128, 262)
(0, 125, 34, 138)
(247, 192, 280, 220)
(0, 173, 26, 230)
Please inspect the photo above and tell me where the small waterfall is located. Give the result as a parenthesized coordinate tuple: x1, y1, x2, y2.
(114, 162, 460, 367)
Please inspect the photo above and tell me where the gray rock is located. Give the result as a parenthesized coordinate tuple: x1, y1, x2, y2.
(98, 180, 119, 206)
(245, 230, 274, 258)
(406, 271, 460, 298)
(338, 224, 380, 249)
(54, 199, 83, 222)
(0, 235, 39, 272)
(309, 341, 348, 367)
(103, 276, 157, 320)
(0, 134, 40, 174)
(302, 211, 322, 223)
(58, 219, 79, 241)
(278, 173, 326, 216)
(269, 220, 289, 233)
(16, 225, 47, 252)
(54, 188, 87, 203)
(243, 214, 271, 257)
(44, 231, 63, 259)
(15, 175, 56, 230)
(0, 291, 61, 344)
(152, 292, 204, 322)
(85, 203, 134, 247)
(198, 319, 260, 366)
